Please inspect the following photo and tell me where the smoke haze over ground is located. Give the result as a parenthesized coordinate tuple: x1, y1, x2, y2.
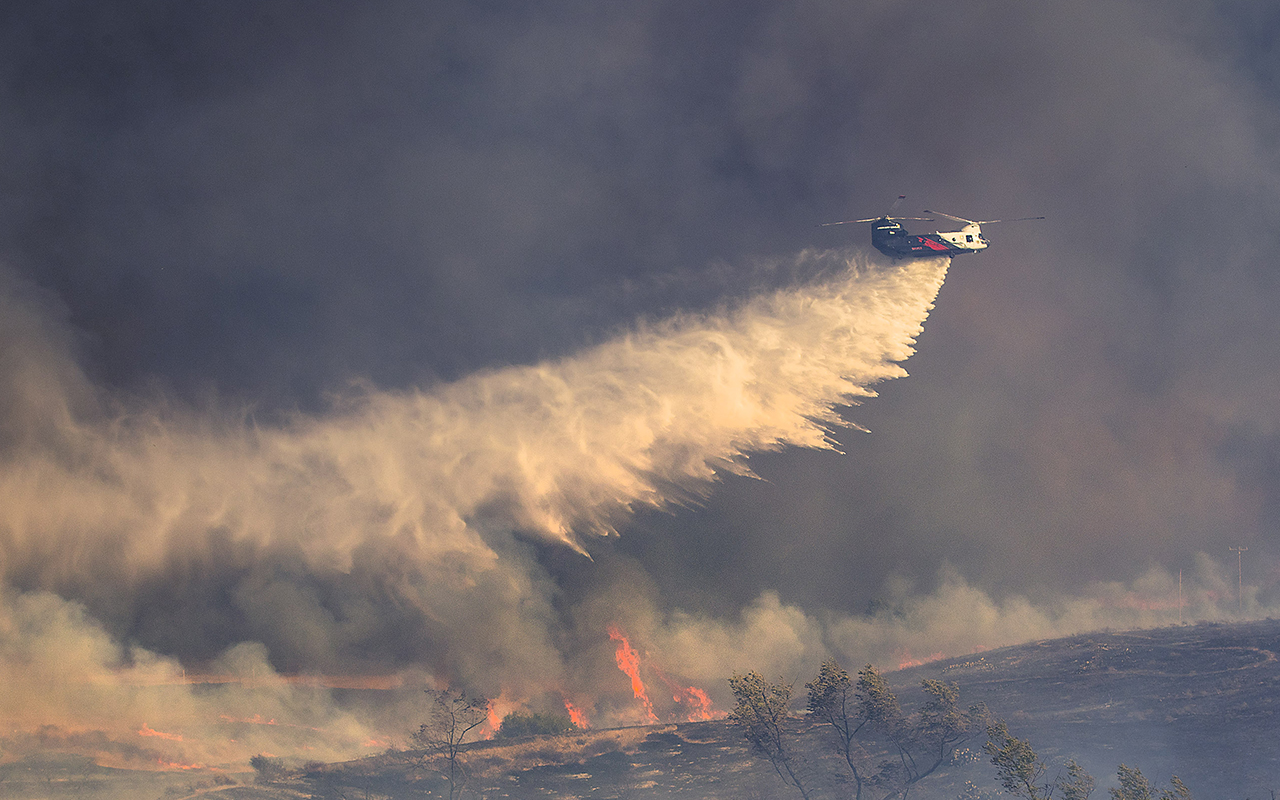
(4, 0, 1280, 770)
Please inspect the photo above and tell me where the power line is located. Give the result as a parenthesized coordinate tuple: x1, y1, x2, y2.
(1229, 546, 1248, 614)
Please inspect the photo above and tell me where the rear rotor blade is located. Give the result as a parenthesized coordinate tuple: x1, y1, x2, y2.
(818, 215, 933, 227)
(819, 218, 879, 227)
(922, 210, 975, 225)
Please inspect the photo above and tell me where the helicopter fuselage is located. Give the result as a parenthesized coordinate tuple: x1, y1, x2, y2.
(871, 218, 987, 259)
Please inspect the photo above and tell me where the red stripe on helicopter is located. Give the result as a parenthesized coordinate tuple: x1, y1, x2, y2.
(916, 237, 952, 251)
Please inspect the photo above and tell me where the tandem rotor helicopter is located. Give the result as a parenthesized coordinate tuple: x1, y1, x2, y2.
(821, 196, 1043, 260)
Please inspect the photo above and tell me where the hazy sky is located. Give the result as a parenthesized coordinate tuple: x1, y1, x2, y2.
(3, 0, 1280, 765)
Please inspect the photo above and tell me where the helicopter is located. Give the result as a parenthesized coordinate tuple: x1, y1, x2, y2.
(821, 196, 1043, 260)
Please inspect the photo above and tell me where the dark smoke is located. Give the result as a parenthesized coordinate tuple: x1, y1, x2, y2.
(3, 0, 1280, 769)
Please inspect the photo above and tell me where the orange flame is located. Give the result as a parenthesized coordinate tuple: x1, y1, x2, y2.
(156, 759, 206, 770)
(679, 684, 719, 722)
(650, 665, 723, 722)
(138, 723, 184, 741)
(607, 625, 658, 723)
(563, 698, 590, 729)
(480, 691, 526, 740)
(484, 699, 501, 740)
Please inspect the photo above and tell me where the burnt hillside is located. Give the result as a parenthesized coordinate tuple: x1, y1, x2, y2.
(896, 618, 1280, 799)
(4, 619, 1278, 799)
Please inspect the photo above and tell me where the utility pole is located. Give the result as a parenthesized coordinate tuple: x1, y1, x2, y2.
(1229, 546, 1248, 614)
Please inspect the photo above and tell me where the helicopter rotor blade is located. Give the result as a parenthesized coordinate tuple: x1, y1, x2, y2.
(975, 216, 1046, 225)
(922, 210, 975, 225)
(888, 194, 907, 213)
(818, 215, 933, 227)
(818, 218, 879, 227)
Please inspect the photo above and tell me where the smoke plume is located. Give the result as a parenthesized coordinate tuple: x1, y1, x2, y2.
(0, 250, 948, 766)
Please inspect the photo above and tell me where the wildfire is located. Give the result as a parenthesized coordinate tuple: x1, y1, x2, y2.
(480, 691, 527, 739)
(650, 665, 723, 722)
(156, 759, 207, 770)
(607, 625, 658, 723)
(138, 723, 183, 741)
(484, 699, 502, 740)
(563, 698, 591, 729)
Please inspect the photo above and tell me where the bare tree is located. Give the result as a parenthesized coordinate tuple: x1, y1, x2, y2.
(412, 688, 489, 800)
(805, 660, 989, 800)
(729, 671, 814, 800)
(807, 660, 872, 800)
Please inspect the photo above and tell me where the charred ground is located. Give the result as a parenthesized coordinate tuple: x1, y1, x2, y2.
(895, 618, 1280, 799)
(4, 619, 1278, 799)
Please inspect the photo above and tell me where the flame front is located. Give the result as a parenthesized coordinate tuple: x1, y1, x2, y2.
(138, 723, 184, 741)
(607, 625, 658, 723)
(650, 665, 722, 722)
(563, 698, 590, 729)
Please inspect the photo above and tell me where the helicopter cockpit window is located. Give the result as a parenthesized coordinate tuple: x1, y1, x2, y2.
(966, 234, 974, 242)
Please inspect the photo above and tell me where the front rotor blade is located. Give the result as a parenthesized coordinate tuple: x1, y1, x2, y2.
(977, 216, 1046, 224)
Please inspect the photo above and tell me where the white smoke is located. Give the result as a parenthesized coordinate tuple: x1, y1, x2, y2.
(2, 251, 946, 568)
(0, 250, 949, 766)
(0, 588, 392, 768)
(639, 555, 1278, 689)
